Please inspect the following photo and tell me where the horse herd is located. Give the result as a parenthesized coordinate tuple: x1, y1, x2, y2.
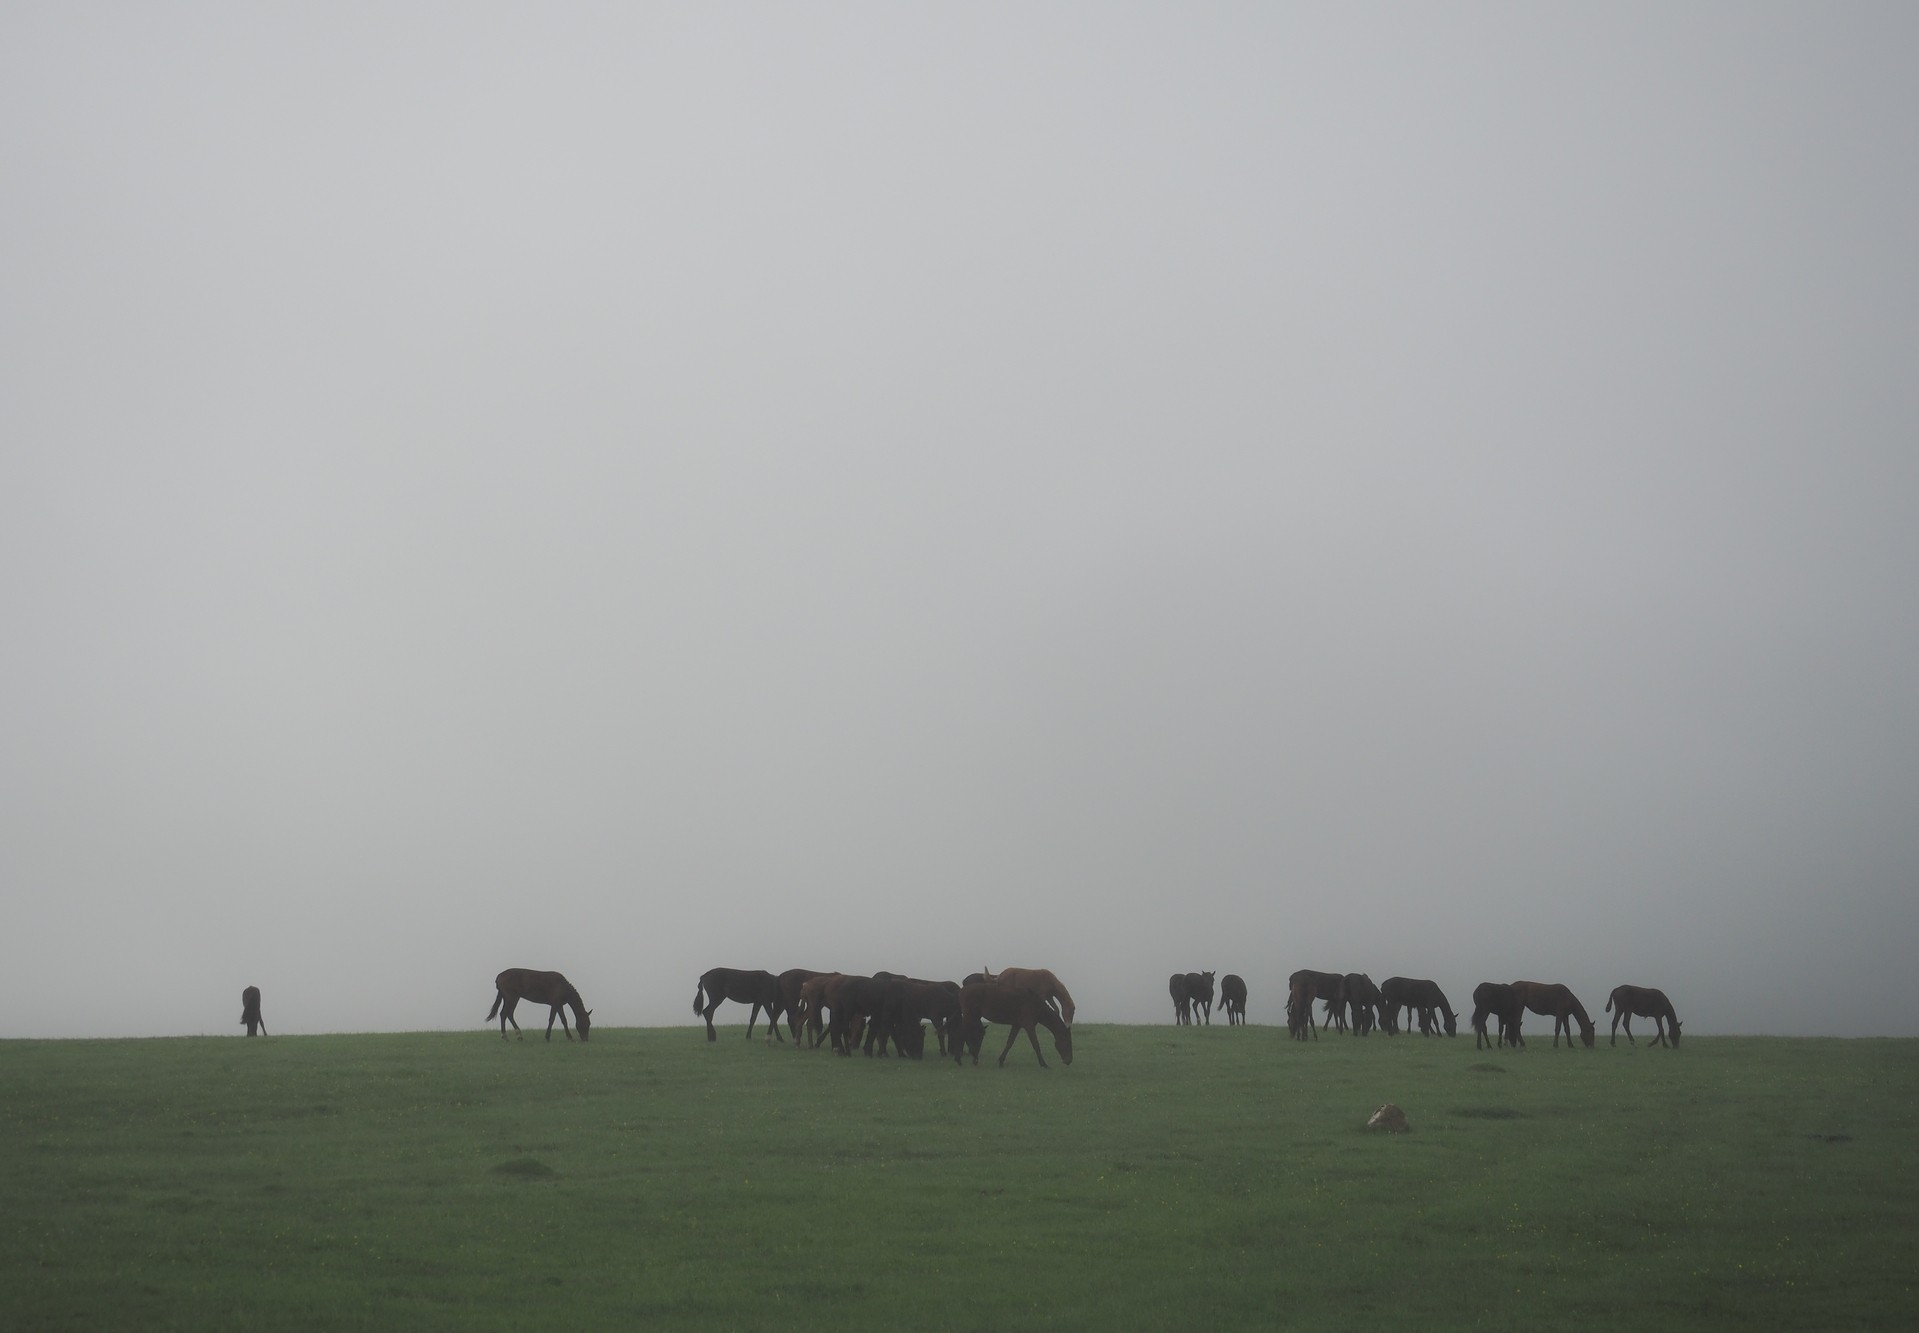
(465, 966, 1679, 1062)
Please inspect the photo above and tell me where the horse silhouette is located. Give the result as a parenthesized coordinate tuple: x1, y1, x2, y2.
(1606, 985, 1682, 1048)
(1219, 974, 1248, 1025)
(693, 967, 784, 1042)
(1168, 973, 1192, 1025)
(239, 986, 265, 1037)
(1182, 971, 1217, 1025)
(1286, 974, 1319, 1040)
(1342, 973, 1383, 1035)
(1379, 977, 1456, 1037)
(488, 968, 592, 1041)
(1289, 970, 1347, 1034)
(1471, 982, 1524, 1050)
(1510, 980, 1595, 1048)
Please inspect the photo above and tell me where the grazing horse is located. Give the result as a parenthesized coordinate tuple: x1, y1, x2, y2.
(1289, 970, 1346, 1034)
(793, 973, 855, 1051)
(1510, 980, 1596, 1049)
(776, 969, 826, 1042)
(991, 967, 1076, 1025)
(1343, 973, 1384, 1036)
(1379, 977, 1457, 1037)
(1286, 974, 1318, 1040)
(953, 980, 1073, 1068)
(1606, 985, 1682, 1048)
(240, 986, 265, 1037)
(693, 967, 784, 1042)
(1470, 982, 1524, 1050)
(1219, 974, 1248, 1025)
(488, 968, 592, 1041)
(1182, 971, 1217, 1025)
(1168, 973, 1192, 1025)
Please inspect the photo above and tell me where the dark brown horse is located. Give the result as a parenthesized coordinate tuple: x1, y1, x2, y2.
(1510, 980, 1595, 1048)
(1343, 973, 1383, 1035)
(1379, 977, 1456, 1037)
(240, 986, 265, 1037)
(1289, 969, 1346, 1035)
(953, 980, 1073, 1068)
(1183, 971, 1217, 1025)
(1471, 982, 1524, 1050)
(1219, 974, 1247, 1025)
(776, 968, 826, 1042)
(1168, 973, 1192, 1025)
(1606, 985, 1682, 1048)
(1286, 974, 1318, 1041)
(693, 967, 784, 1042)
(992, 967, 1076, 1025)
(488, 968, 592, 1041)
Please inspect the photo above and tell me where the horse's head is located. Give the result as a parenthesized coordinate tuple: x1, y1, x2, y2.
(1668, 1017, 1682, 1047)
(1577, 1016, 1595, 1048)
(578, 1009, 593, 1041)
(1442, 1011, 1458, 1037)
(1053, 1022, 1074, 1066)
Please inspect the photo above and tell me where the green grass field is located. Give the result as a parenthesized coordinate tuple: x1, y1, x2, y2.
(4, 1024, 1915, 1331)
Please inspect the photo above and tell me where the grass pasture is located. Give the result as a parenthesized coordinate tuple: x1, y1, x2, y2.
(3, 1024, 1916, 1330)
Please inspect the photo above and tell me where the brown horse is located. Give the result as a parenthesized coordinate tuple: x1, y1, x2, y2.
(792, 973, 854, 1050)
(1289, 970, 1346, 1035)
(992, 967, 1076, 1025)
(693, 967, 784, 1042)
(1379, 977, 1456, 1037)
(1606, 985, 1682, 1048)
(1168, 973, 1192, 1025)
(488, 968, 592, 1041)
(240, 985, 265, 1037)
(1183, 971, 1217, 1025)
(1470, 982, 1524, 1050)
(1510, 980, 1595, 1048)
(1219, 974, 1247, 1025)
(1343, 973, 1383, 1035)
(1286, 975, 1318, 1041)
(776, 969, 826, 1042)
(953, 980, 1073, 1068)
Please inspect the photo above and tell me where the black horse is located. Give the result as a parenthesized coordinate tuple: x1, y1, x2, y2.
(1343, 973, 1383, 1035)
(488, 968, 592, 1041)
(1289, 970, 1347, 1035)
(1168, 973, 1192, 1025)
(1470, 982, 1523, 1050)
(240, 985, 265, 1037)
(1219, 974, 1248, 1025)
(1379, 977, 1457, 1037)
(1181, 971, 1217, 1025)
(693, 967, 784, 1042)
(1606, 985, 1682, 1048)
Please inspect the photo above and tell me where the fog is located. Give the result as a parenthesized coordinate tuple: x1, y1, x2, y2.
(5, 5, 1916, 1041)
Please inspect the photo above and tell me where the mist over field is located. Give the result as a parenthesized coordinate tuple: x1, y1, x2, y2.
(5, 5, 1917, 1040)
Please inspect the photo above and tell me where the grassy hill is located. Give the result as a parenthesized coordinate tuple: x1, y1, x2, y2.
(4, 1023, 1915, 1330)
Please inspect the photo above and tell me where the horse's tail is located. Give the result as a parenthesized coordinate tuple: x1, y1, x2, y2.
(693, 980, 705, 1016)
(486, 991, 502, 1021)
(1604, 992, 1614, 1012)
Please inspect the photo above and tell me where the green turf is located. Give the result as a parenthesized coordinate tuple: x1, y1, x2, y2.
(3, 1024, 1915, 1330)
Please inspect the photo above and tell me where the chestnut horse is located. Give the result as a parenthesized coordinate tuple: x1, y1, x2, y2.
(1219, 974, 1248, 1025)
(1471, 982, 1524, 1050)
(488, 968, 592, 1041)
(1510, 980, 1595, 1048)
(1606, 985, 1682, 1048)
(990, 967, 1076, 1025)
(953, 980, 1073, 1068)
(693, 967, 784, 1042)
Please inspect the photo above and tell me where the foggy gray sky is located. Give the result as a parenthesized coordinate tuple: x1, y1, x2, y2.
(5, 5, 1916, 1041)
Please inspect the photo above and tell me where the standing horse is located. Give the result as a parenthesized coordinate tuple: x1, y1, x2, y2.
(1219, 974, 1248, 1025)
(1287, 974, 1318, 1040)
(953, 980, 1073, 1068)
(1471, 982, 1524, 1050)
(1343, 974, 1384, 1035)
(1606, 985, 1682, 1048)
(693, 967, 784, 1042)
(1510, 980, 1595, 1048)
(1289, 970, 1347, 1034)
(240, 986, 265, 1037)
(488, 968, 592, 1041)
(776, 968, 826, 1042)
(1379, 977, 1457, 1037)
(1183, 971, 1217, 1025)
(992, 967, 1076, 1025)
(1168, 973, 1192, 1025)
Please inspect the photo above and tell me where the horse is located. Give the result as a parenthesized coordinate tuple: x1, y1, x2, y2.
(1470, 982, 1524, 1050)
(1379, 977, 1457, 1037)
(1343, 973, 1384, 1036)
(886, 977, 964, 1056)
(793, 973, 854, 1051)
(776, 968, 826, 1042)
(1286, 974, 1318, 1041)
(1289, 970, 1346, 1033)
(953, 980, 1073, 1068)
(693, 967, 784, 1043)
(1183, 971, 1217, 1025)
(1510, 980, 1596, 1048)
(1219, 974, 1248, 1025)
(991, 967, 1076, 1025)
(1168, 973, 1192, 1025)
(240, 986, 265, 1037)
(1606, 985, 1682, 1048)
(488, 968, 592, 1041)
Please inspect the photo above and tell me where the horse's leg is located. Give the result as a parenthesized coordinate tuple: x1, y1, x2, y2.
(746, 1000, 761, 1040)
(502, 997, 523, 1039)
(703, 1000, 719, 1043)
